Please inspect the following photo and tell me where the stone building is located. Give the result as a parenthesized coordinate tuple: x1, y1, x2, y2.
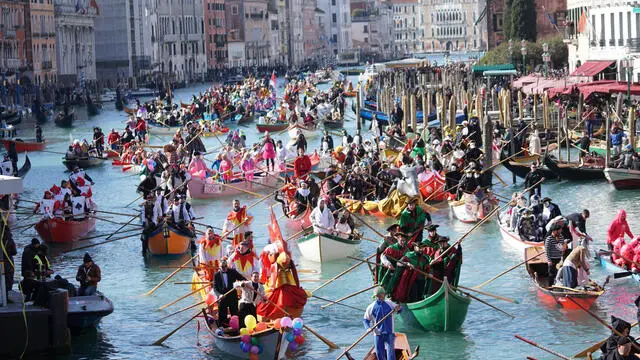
(0, 1, 28, 76)
(392, 0, 423, 57)
(26, 0, 57, 85)
(204, 0, 227, 70)
(422, 0, 487, 52)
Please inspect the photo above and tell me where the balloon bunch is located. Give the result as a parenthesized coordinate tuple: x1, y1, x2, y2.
(239, 315, 270, 359)
(273, 317, 305, 353)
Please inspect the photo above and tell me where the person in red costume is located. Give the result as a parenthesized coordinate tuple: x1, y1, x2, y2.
(608, 209, 634, 250)
(293, 148, 312, 180)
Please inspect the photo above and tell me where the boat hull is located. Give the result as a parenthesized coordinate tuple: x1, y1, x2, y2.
(286, 207, 311, 232)
(604, 168, 640, 190)
(543, 155, 605, 181)
(35, 217, 96, 243)
(497, 219, 543, 251)
(448, 195, 497, 223)
(206, 324, 290, 360)
(397, 278, 470, 332)
(147, 226, 192, 255)
(296, 233, 360, 262)
(597, 250, 640, 282)
(256, 123, 288, 133)
(187, 173, 279, 199)
(67, 292, 114, 330)
(3, 139, 46, 152)
(63, 157, 105, 170)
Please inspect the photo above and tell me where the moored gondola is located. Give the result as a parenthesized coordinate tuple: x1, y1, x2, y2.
(543, 154, 605, 181)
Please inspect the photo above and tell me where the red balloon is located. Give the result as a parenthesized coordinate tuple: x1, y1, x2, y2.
(273, 319, 282, 329)
(295, 335, 305, 344)
(205, 292, 217, 306)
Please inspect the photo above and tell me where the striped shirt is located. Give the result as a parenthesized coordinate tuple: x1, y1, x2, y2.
(544, 234, 565, 260)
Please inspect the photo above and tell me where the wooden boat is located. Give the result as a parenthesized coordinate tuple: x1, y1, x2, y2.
(54, 112, 74, 127)
(187, 172, 279, 199)
(596, 249, 640, 282)
(104, 149, 120, 159)
(497, 216, 543, 251)
(123, 105, 137, 115)
(604, 167, 640, 190)
(204, 318, 291, 360)
(16, 155, 31, 178)
(343, 91, 356, 97)
(35, 217, 97, 243)
(257, 122, 289, 133)
(543, 154, 605, 181)
(361, 333, 419, 360)
(524, 246, 605, 309)
(201, 127, 230, 137)
(323, 114, 344, 129)
(418, 171, 447, 201)
(87, 101, 101, 116)
(2, 139, 46, 153)
(67, 291, 114, 330)
(448, 193, 497, 223)
(288, 123, 317, 139)
(500, 149, 555, 179)
(148, 124, 182, 135)
(285, 206, 311, 232)
(146, 224, 192, 255)
(62, 156, 105, 170)
(396, 278, 470, 332)
(296, 232, 361, 262)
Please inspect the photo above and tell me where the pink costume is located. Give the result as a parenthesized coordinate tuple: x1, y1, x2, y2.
(241, 157, 255, 181)
(188, 157, 208, 180)
(220, 159, 233, 182)
(262, 139, 276, 160)
(607, 209, 633, 246)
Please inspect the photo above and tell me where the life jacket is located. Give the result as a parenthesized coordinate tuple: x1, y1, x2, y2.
(34, 254, 50, 280)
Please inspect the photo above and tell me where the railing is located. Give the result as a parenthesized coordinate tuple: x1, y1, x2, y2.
(629, 38, 640, 53)
(187, 33, 202, 41)
(3, 58, 20, 69)
(42, 60, 52, 69)
(2, 28, 16, 38)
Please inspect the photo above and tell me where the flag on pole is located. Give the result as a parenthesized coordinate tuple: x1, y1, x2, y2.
(268, 206, 286, 252)
(269, 71, 277, 90)
(545, 11, 558, 32)
(577, 11, 588, 33)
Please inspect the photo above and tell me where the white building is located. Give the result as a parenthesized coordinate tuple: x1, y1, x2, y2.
(566, 0, 640, 81)
(392, 0, 424, 57)
(423, 0, 487, 52)
(155, 0, 207, 83)
(94, 0, 157, 85)
(351, 3, 394, 61)
(54, 0, 98, 86)
(317, 0, 352, 56)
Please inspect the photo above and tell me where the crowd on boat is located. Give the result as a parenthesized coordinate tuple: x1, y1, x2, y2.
(33, 167, 96, 221)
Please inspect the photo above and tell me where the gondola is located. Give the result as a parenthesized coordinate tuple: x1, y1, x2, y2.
(2, 139, 47, 153)
(296, 232, 361, 262)
(596, 249, 640, 283)
(323, 114, 344, 129)
(500, 149, 555, 179)
(524, 246, 606, 309)
(87, 100, 102, 116)
(62, 156, 106, 170)
(67, 291, 114, 330)
(360, 333, 419, 360)
(396, 278, 470, 332)
(16, 154, 31, 178)
(146, 223, 192, 256)
(35, 216, 97, 243)
(204, 317, 291, 360)
(543, 154, 605, 181)
(187, 172, 280, 199)
(55, 112, 75, 128)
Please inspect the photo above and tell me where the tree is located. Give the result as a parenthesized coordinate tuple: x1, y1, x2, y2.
(503, 0, 513, 40)
(509, 0, 537, 42)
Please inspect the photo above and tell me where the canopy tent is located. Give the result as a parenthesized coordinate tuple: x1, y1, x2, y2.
(570, 60, 616, 77)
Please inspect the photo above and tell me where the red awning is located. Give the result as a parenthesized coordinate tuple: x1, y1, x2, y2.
(570, 60, 615, 77)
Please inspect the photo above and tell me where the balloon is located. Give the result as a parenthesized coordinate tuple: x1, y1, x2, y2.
(229, 315, 239, 331)
(281, 317, 292, 328)
(250, 337, 259, 346)
(292, 318, 304, 329)
(241, 342, 250, 353)
(250, 345, 260, 354)
(255, 322, 268, 332)
(285, 332, 295, 342)
(293, 328, 302, 336)
(249, 354, 258, 360)
(239, 328, 249, 336)
(288, 342, 298, 352)
(245, 315, 257, 330)
(273, 318, 282, 329)
(205, 292, 217, 306)
(295, 335, 305, 344)
(257, 345, 264, 354)
(241, 335, 251, 344)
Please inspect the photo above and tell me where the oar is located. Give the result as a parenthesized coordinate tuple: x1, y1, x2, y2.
(218, 182, 263, 197)
(350, 256, 516, 318)
(93, 209, 139, 217)
(77, 227, 141, 242)
(572, 322, 639, 358)
(125, 193, 143, 208)
(320, 284, 378, 309)
(565, 297, 640, 353)
(311, 294, 366, 312)
(311, 253, 377, 294)
(474, 251, 546, 289)
(62, 232, 139, 253)
(157, 285, 208, 311)
(514, 335, 571, 360)
(144, 254, 199, 296)
(244, 286, 338, 349)
(151, 310, 202, 345)
(103, 213, 140, 242)
(335, 308, 398, 360)
(158, 300, 205, 321)
(89, 214, 143, 228)
(481, 149, 525, 174)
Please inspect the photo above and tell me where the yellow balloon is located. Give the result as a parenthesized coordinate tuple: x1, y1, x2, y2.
(245, 315, 257, 330)
(239, 328, 249, 336)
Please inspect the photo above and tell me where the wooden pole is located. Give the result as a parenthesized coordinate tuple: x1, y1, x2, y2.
(421, 91, 427, 131)
(410, 93, 417, 132)
(514, 335, 571, 360)
(356, 84, 361, 132)
(565, 111, 570, 163)
(474, 251, 545, 289)
(517, 91, 523, 120)
(557, 110, 562, 161)
(532, 93, 538, 125)
(605, 110, 610, 167)
(629, 105, 636, 150)
(448, 95, 456, 130)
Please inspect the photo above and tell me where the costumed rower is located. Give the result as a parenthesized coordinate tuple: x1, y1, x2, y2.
(607, 209, 634, 250)
(310, 198, 335, 234)
(398, 198, 431, 243)
(379, 232, 410, 298)
(197, 226, 224, 281)
(222, 199, 254, 248)
(363, 286, 401, 360)
(228, 240, 259, 279)
(233, 271, 266, 328)
(293, 147, 312, 180)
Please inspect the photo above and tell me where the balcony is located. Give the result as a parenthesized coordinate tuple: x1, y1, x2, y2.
(2, 58, 20, 69)
(2, 28, 16, 38)
(42, 60, 52, 70)
(187, 33, 202, 41)
(629, 38, 640, 53)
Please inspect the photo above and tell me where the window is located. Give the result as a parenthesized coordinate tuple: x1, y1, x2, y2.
(364, 37, 368, 43)
(364, 25, 368, 33)
(232, 5, 238, 15)
(332, 34, 337, 43)
(332, 13, 336, 23)
(331, 0, 335, 5)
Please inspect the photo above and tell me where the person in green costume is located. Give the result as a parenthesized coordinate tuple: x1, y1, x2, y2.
(432, 236, 463, 287)
(398, 198, 431, 243)
(375, 224, 399, 283)
(379, 232, 410, 297)
(393, 243, 430, 303)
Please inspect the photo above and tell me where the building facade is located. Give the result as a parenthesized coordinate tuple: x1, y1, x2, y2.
(422, 0, 487, 52)
(204, 0, 227, 70)
(317, 0, 352, 56)
(351, 2, 394, 61)
(302, 0, 324, 64)
(565, 0, 640, 81)
(54, 0, 98, 86)
(392, 0, 423, 57)
(225, 0, 245, 67)
(25, 0, 57, 85)
(155, 0, 206, 83)
(0, 1, 28, 77)
(244, 0, 271, 66)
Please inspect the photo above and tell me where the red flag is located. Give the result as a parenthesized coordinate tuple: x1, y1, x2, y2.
(268, 206, 287, 253)
(269, 71, 277, 90)
(402, 138, 414, 153)
(577, 11, 587, 33)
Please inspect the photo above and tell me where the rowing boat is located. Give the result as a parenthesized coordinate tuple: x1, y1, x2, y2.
(256, 122, 289, 133)
(361, 333, 419, 360)
(497, 216, 543, 251)
(148, 124, 182, 135)
(288, 123, 317, 139)
(543, 154, 605, 181)
(296, 232, 361, 262)
(448, 192, 497, 223)
(35, 217, 97, 243)
(285, 206, 311, 232)
(500, 149, 555, 179)
(2, 139, 47, 152)
(187, 172, 279, 199)
(596, 249, 640, 282)
(396, 278, 470, 332)
(604, 167, 640, 190)
(147, 224, 192, 256)
(418, 171, 447, 201)
(67, 291, 114, 330)
(524, 246, 605, 309)
(204, 318, 291, 360)
(63, 156, 105, 170)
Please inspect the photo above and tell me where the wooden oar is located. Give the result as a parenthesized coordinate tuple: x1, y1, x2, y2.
(157, 285, 208, 311)
(320, 284, 378, 309)
(77, 227, 141, 242)
(311, 253, 376, 294)
(244, 286, 338, 349)
(103, 213, 140, 242)
(89, 214, 143, 228)
(158, 300, 205, 321)
(474, 251, 546, 289)
(144, 254, 199, 296)
(481, 149, 526, 174)
(311, 294, 366, 312)
(219, 181, 263, 197)
(151, 310, 202, 345)
(93, 209, 139, 217)
(573, 322, 639, 358)
(62, 232, 139, 253)
(566, 297, 640, 353)
(124, 193, 143, 208)
(335, 308, 398, 360)
(514, 335, 571, 360)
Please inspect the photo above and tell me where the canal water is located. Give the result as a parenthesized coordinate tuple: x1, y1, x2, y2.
(9, 76, 640, 360)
